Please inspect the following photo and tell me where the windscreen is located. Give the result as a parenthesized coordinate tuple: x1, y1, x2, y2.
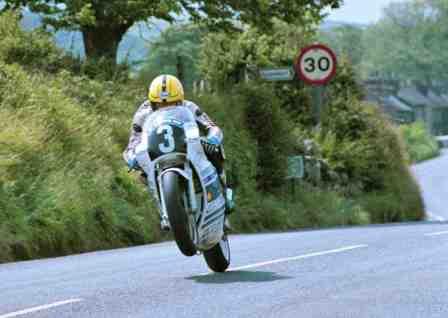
(144, 106, 196, 159)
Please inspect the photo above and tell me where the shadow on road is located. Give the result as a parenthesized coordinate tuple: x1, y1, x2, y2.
(186, 270, 292, 284)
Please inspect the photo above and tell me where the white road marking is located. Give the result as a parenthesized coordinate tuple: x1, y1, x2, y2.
(0, 299, 83, 318)
(424, 230, 448, 237)
(201, 244, 368, 274)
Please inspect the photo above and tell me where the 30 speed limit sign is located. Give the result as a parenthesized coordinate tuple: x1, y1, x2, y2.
(295, 44, 337, 86)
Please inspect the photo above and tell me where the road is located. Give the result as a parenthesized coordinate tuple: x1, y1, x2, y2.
(1, 151, 447, 318)
(1, 222, 448, 318)
(412, 149, 448, 221)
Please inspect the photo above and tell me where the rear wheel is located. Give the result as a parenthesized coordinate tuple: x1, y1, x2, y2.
(203, 235, 230, 272)
(163, 171, 196, 256)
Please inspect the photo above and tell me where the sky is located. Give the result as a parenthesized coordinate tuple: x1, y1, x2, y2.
(326, 0, 407, 24)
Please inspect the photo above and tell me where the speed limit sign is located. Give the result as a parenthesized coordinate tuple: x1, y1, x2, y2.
(295, 44, 337, 86)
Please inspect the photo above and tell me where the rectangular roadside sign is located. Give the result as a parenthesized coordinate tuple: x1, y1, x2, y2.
(259, 68, 295, 81)
(287, 156, 305, 179)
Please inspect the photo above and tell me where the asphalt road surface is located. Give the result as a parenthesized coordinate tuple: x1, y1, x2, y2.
(2, 222, 448, 318)
(412, 149, 448, 221)
(1, 151, 447, 318)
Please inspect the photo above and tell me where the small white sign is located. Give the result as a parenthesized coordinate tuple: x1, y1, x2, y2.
(259, 68, 295, 81)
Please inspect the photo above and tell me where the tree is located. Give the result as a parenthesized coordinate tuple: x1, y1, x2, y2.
(200, 19, 316, 87)
(319, 25, 364, 74)
(139, 24, 203, 90)
(2, 0, 342, 64)
(200, 18, 316, 126)
(362, 0, 448, 86)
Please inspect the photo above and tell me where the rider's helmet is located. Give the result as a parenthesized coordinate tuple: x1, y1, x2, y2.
(148, 74, 184, 108)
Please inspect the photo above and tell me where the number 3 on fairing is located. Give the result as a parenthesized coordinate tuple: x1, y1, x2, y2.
(157, 125, 175, 153)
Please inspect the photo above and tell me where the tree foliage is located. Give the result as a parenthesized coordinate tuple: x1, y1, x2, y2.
(199, 18, 316, 126)
(200, 18, 316, 87)
(139, 23, 203, 90)
(319, 25, 364, 74)
(362, 0, 448, 85)
(3, 0, 342, 63)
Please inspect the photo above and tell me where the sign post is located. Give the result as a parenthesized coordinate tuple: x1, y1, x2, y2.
(295, 44, 337, 124)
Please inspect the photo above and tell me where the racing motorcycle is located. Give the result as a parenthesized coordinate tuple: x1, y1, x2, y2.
(134, 106, 231, 272)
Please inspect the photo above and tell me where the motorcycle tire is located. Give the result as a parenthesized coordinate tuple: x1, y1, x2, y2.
(203, 235, 230, 272)
(163, 171, 197, 256)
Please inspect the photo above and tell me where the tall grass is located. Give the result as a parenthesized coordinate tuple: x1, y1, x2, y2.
(0, 61, 162, 261)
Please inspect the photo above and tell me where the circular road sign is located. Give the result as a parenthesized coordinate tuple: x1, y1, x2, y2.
(295, 44, 337, 86)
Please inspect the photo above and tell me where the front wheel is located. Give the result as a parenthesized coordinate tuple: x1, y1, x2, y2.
(203, 235, 231, 272)
(162, 171, 197, 256)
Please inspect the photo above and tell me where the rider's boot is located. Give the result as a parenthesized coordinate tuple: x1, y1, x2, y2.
(219, 171, 234, 232)
(219, 171, 234, 214)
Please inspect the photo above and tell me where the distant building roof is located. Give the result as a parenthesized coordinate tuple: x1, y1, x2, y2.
(397, 86, 432, 107)
(383, 96, 413, 112)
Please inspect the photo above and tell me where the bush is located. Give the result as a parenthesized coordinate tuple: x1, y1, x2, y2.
(358, 167, 425, 223)
(314, 61, 425, 222)
(193, 92, 258, 194)
(399, 121, 440, 163)
(237, 84, 297, 192)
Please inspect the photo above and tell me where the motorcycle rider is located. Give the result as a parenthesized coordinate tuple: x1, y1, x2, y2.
(123, 74, 234, 230)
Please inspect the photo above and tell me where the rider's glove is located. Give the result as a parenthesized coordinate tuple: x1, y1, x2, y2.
(207, 135, 221, 146)
(203, 127, 223, 154)
(202, 137, 220, 154)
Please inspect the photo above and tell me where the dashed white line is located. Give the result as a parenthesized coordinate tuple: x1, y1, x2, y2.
(228, 244, 368, 271)
(201, 244, 368, 275)
(0, 299, 83, 318)
(424, 231, 448, 237)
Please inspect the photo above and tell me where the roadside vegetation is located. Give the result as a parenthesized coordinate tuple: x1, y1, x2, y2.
(0, 7, 425, 263)
(320, 0, 448, 86)
(399, 122, 441, 163)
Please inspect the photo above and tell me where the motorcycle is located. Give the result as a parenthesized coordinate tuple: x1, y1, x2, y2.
(133, 106, 231, 272)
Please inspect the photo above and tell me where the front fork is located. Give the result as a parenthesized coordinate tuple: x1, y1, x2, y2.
(155, 164, 200, 241)
(155, 174, 170, 228)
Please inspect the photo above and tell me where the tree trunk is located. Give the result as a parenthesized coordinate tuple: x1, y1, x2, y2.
(176, 55, 184, 83)
(81, 23, 130, 63)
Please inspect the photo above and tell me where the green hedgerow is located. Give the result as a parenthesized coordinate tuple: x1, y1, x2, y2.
(399, 121, 440, 163)
(0, 59, 160, 262)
